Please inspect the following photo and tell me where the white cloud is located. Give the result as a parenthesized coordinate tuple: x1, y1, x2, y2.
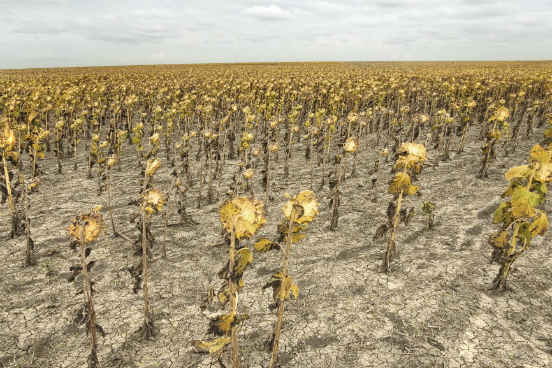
(243, 5, 293, 21)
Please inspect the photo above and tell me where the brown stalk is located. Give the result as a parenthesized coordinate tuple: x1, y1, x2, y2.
(140, 169, 154, 338)
(79, 226, 98, 367)
(23, 179, 32, 266)
(479, 121, 498, 178)
(228, 219, 239, 368)
(493, 171, 535, 290)
(269, 206, 296, 368)
(384, 166, 407, 272)
(2, 152, 15, 217)
(265, 149, 271, 203)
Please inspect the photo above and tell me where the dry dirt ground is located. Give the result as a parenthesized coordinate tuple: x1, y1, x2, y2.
(1, 125, 552, 368)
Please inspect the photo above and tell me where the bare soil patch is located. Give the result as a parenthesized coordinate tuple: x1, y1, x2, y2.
(1, 126, 551, 368)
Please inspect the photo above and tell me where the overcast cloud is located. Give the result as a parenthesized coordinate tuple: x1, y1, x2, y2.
(0, 0, 550, 68)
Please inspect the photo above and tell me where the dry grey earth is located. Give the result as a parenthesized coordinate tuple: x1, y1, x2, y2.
(1, 125, 552, 368)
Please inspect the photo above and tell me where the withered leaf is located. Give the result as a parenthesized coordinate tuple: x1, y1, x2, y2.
(489, 230, 509, 249)
(511, 186, 540, 218)
(254, 238, 280, 252)
(529, 211, 548, 238)
(208, 313, 235, 336)
(191, 337, 232, 354)
(493, 202, 510, 224)
(234, 247, 253, 276)
(289, 233, 306, 243)
(264, 272, 299, 303)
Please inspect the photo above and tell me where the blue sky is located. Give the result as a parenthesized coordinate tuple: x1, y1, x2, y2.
(1, 0, 551, 68)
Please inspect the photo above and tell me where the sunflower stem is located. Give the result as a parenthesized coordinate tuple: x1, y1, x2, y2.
(269, 206, 296, 368)
(229, 222, 239, 368)
(79, 225, 98, 366)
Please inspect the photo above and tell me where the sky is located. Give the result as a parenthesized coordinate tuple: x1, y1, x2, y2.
(0, 0, 551, 69)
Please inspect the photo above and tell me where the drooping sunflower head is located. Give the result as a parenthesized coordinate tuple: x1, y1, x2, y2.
(395, 142, 427, 171)
(398, 143, 427, 162)
(489, 106, 510, 122)
(242, 132, 254, 142)
(0, 121, 16, 152)
(145, 158, 161, 177)
(242, 168, 254, 180)
(107, 155, 119, 168)
(347, 112, 358, 123)
(282, 190, 319, 224)
(344, 137, 358, 153)
(142, 189, 165, 215)
(38, 130, 49, 142)
(416, 114, 429, 124)
(220, 197, 266, 239)
(68, 211, 103, 244)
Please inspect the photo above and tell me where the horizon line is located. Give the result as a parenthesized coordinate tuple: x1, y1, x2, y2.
(2, 59, 552, 71)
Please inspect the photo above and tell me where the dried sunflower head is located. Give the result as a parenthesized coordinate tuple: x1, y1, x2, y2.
(107, 155, 119, 168)
(282, 190, 319, 224)
(0, 123, 16, 152)
(142, 189, 165, 215)
(117, 129, 128, 140)
(219, 197, 265, 239)
(242, 168, 254, 180)
(398, 143, 427, 162)
(395, 143, 427, 172)
(417, 114, 429, 124)
(27, 178, 40, 192)
(344, 137, 358, 153)
(145, 158, 161, 177)
(68, 212, 103, 244)
(38, 130, 49, 141)
(489, 106, 510, 122)
(347, 112, 358, 123)
(466, 100, 477, 109)
(150, 132, 161, 146)
(7, 151, 19, 163)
